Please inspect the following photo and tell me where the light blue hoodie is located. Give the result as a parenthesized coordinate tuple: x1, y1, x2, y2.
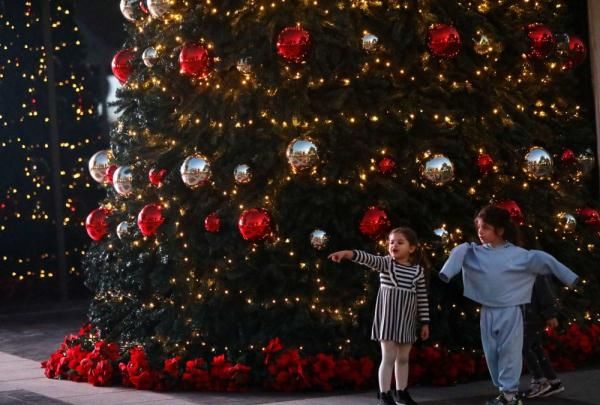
(439, 242, 579, 307)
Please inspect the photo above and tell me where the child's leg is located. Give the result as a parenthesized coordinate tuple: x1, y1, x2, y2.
(379, 340, 398, 392)
(523, 323, 545, 381)
(480, 306, 500, 388)
(529, 331, 558, 381)
(394, 343, 412, 390)
(495, 306, 524, 397)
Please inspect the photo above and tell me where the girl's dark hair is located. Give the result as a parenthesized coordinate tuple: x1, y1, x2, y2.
(389, 227, 430, 269)
(475, 205, 519, 244)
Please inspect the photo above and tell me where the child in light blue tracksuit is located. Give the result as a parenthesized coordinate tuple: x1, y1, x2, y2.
(439, 205, 578, 405)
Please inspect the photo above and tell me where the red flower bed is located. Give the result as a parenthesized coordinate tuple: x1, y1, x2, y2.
(42, 322, 600, 391)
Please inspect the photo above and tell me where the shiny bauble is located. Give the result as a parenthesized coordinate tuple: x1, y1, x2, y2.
(88, 149, 114, 183)
(116, 221, 131, 240)
(286, 138, 319, 173)
(421, 154, 455, 186)
(105, 165, 118, 185)
(120, 0, 137, 21)
(433, 227, 449, 243)
(111, 49, 135, 84)
(86, 208, 110, 241)
(495, 200, 525, 225)
(204, 212, 220, 233)
(473, 34, 492, 55)
(142, 47, 158, 67)
(179, 43, 213, 79)
(137, 204, 164, 237)
(238, 208, 273, 241)
(234, 164, 252, 184)
(147, 0, 171, 18)
(236, 57, 252, 75)
(310, 229, 329, 250)
(427, 24, 461, 58)
(565, 35, 587, 69)
(560, 149, 577, 165)
(359, 206, 390, 239)
(576, 149, 595, 176)
(148, 168, 166, 187)
(378, 157, 396, 175)
(180, 155, 211, 188)
(112, 166, 134, 196)
(576, 207, 600, 232)
(526, 23, 555, 59)
(477, 153, 494, 175)
(362, 33, 379, 52)
(556, 212, 577, 233)
(276, 26, 311, 63)
(523, 147, 553, 180)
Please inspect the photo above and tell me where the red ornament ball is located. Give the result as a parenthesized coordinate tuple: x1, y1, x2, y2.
(565, 35, 587, 69)
(137, 204, 164, 237)
(560, 149, 577, 165)
(526, 23, 555, 59)
(238, 208, 272, 241)
(427, 24, 461, 58)
(495, 200, 525, 225)
(179, 43, 213, 78)
(86, 208, 110, 241)
(576, 207, 600, 232)
(204, 212, 221, 233)
(359, 206, 391, 239)
(148, 168, 167, 187)
(105, 165, 118, 184)
(477, 153, 494, 175)
(111, 49, 135, 83)
(276, 26, 311, 63)
(378, 157, 397, 175)
(139, 0, 149, 14)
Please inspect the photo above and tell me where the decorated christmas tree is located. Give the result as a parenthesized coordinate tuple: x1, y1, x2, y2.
(79, 0, 598, 388)
(0, 0, 103, 304)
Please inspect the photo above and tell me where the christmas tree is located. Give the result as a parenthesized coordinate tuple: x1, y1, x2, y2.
(84, 0, 598, 375)
(0, 0, 103, 304)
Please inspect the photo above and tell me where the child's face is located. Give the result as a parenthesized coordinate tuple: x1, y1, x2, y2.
(475, 218, 505, 245)
(388, 232, 416, 262)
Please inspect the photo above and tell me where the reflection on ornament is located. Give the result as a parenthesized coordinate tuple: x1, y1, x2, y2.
(433, 228, 449, 246)
(576, 149, 595, 177)
(378, 157, 396, 175)
(237, 58, 252, 75)
(359, 206, 390, 239)
(111, 49, 135, 83)
(113, 166, 134, 196)
(137, 204, 164, 236)
(238, 208, 273, 241)
(310, 229, 329, 250)
(556, 212, 576, 233)
(147, 0, 170, 18)
(180, 155, 212, 188)
(427, 24, 461, 58)
(523, 147, 553, 180)
(477, 153, 494, 175)
(204, 212, 221, 233)
(473, 34, 492, 55)
(234, 164, 252, 184)
(362, 33, 379, 52)
(526, 23, 555, 59)
(495, 200, 525, 225)
(120, 0, 137, 21)
(142, 47, 158, 67)
(421, 154, 454, 185)
(276, 26, 311, 63)
(116, 221, 131, 240)
(179, 43, 213, 79)
(86, 208, 110, 241)
(286, 138, 319, 173)
(88, 150, 114, 183)
(576, 207, 600, 232)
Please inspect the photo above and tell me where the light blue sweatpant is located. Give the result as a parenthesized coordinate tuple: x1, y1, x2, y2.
(480, 305, 523, 394)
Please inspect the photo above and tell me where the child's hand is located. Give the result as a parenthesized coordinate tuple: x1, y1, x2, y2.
(420, 324, 430, 341)
(328, 250, 352, 263)
(546, 317, 559, 329)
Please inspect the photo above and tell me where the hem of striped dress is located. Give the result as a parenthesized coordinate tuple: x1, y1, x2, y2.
(370, 337, 416, 344)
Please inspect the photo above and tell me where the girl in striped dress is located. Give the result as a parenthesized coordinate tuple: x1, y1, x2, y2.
(329, 227, 430, 405)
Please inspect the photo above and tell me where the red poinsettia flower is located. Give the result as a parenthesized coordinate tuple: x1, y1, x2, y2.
(88, 359, 114, 387)
(263, 337, 284, 364)
(163, 356, 181, 379)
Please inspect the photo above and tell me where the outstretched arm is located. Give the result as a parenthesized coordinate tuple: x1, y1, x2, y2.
(328, 250, 353, 263)
(439, 243, 470, 283)
(528, 250, 579, 287)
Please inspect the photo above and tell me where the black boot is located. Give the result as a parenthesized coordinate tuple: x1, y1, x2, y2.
(395, 388, 418, 405)
(377, 390, 396, 405)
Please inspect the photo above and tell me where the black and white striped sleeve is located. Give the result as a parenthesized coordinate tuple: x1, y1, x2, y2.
(415, 267, 430, 323)
(351, 250, 390, 273)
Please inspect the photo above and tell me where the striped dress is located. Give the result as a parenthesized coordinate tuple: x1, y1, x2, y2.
(352, 250, 430, 343)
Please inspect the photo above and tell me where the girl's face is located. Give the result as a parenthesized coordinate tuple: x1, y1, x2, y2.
(388, 232, 416, 262)
(475, 218, 505, 246)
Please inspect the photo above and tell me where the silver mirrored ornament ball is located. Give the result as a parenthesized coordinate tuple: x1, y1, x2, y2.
(120, 0, 137, 21)
(421, 154, 455, 186)
(433, 227, 449, 240)
(286, 138, 319, 173)
(577, 149, 595, 176)
(88, 149, 114, 183)
(180, 154, 212, 188)
(523, 147, 553, 179)
(236, 58, 252, 75)
(362, 33, 379, 52)
(310, 229, 329, 250)
(556, 212, 577, 233)
(147, 0, 171, 18)
(234, 164, 252, 184)
(116, 221, 131, 240)
(142, 47, 158, 67)
(113, 165, 134, 196)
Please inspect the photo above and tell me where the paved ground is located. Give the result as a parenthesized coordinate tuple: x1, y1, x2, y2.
(1, 302, 599, 404)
